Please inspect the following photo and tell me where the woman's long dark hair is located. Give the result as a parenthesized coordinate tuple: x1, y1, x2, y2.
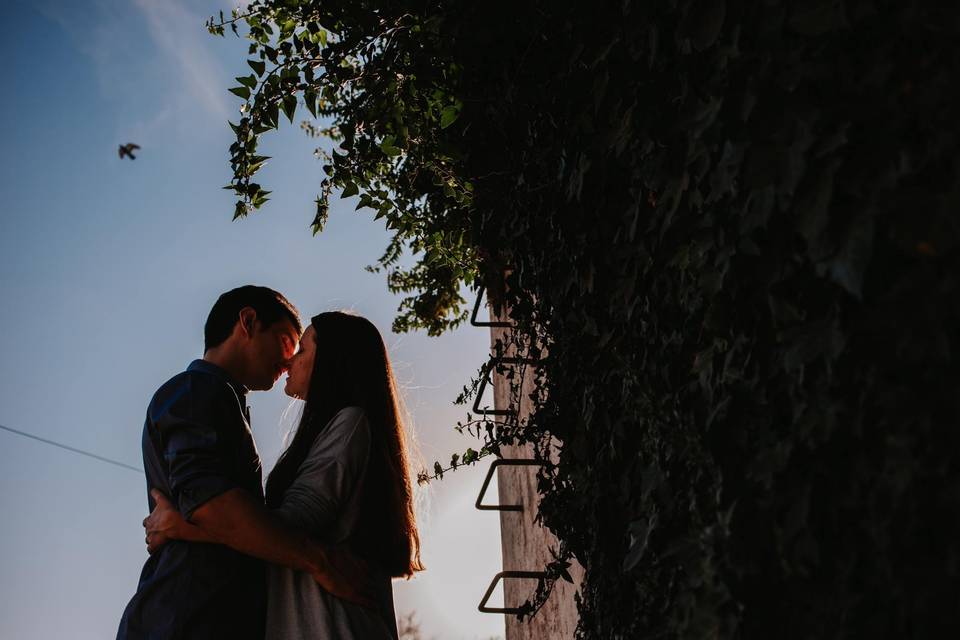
(265, 311, 423, 578)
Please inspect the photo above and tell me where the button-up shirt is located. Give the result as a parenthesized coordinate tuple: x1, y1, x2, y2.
(117, 360, 265, 640)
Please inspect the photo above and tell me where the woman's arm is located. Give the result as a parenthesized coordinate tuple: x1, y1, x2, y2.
(273, 408, 371, 535)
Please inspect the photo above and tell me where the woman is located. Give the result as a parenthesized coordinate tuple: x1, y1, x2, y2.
(146, 311, 423, 639)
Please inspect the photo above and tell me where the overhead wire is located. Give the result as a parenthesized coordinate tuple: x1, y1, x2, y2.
(0, 422, 141, 473)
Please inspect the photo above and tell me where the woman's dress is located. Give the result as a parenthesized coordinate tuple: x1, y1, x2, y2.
(265, 406, 398, 640)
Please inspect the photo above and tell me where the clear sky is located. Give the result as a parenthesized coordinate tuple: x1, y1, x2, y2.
(0, 1, 504, 638)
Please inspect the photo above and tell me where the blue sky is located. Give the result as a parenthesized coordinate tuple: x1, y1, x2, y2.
(0, 1, 504, 638)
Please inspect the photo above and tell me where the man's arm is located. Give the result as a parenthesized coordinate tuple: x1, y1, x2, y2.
(144, 490, 216, 550)
(179, 488, 372, 607)
(190, 488, 326, 573)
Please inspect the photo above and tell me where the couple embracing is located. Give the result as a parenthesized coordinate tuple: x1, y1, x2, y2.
(116, 285, 422, 639)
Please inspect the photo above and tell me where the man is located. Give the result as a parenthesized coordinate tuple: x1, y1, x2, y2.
(117, 285, 366, 640)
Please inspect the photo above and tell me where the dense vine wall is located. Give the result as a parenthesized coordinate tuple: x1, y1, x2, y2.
(218, 1, 960, 636)
(463, 2, 960, 636)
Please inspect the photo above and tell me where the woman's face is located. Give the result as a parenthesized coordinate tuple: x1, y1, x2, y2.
(283, 325, 316, 400)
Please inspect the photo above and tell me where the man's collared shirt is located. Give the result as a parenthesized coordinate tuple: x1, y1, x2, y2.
(117, 360, 265, 640)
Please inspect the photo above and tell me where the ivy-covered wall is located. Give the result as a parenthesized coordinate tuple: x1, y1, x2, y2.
(455, 2, 960, 636)
(219, 1, 960, 636)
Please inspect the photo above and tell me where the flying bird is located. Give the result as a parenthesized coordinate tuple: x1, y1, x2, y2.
(118, 143, 140, 160)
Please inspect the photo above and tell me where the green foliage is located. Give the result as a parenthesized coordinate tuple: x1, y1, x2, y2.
(210, 1, 477, 335)
(213, 1, 960, 637)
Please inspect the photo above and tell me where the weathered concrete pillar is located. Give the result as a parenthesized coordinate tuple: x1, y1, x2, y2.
(483, 304, 584, 640)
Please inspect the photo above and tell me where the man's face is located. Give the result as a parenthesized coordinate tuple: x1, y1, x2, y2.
(245, 316, 299, 391)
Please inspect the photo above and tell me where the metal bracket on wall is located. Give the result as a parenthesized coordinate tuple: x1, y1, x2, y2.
(478, 571, 548, 614)
(475, 459, 545, 511)
(472, 283, 550, 616)
(470, 285, 514, 328)
(472, 356, 541, 417)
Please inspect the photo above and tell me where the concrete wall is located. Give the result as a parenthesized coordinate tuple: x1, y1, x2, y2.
(483, 316, 584, 640)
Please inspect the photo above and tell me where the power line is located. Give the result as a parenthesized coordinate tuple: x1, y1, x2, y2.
(0, 423, 141, 473)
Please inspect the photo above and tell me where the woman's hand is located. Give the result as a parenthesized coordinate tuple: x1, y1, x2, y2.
(310, 544, 377, 609)
(143, 489, 186, 554)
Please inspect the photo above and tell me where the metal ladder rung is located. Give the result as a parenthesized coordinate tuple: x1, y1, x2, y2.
(472, 356, 541, 417)
(478, 571, 548, 614)
(475, 459, 545, 511)
(470, 285, 514, 328)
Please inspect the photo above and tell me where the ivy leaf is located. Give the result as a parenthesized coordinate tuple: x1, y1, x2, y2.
(311, 197, 328, 235)
(380, 135, 402, 156)
(247, 155, 270, 175)
(252, 189, 271, 208)
(304, 88, 318, 118)
(247, 58, 266, 76)
(228, 86, 251, 100)
(235, 74, 257, 90)
(281, 94, 297, 123)
(355, 194, 375, 210)
(340, 182, 359, 198)
(440, 104, 460, 129)
(623, 515, 657, 572)
(824, 215, 874, 299)
(232, 201, 247, 220)
(266, 102, 281, 129)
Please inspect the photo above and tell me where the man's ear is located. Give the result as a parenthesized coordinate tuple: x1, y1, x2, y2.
(237, 307, 258, 339)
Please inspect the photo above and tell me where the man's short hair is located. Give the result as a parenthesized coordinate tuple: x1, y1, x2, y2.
(204, 285, 302, 351)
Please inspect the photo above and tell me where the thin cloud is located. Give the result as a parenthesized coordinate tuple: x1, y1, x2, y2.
(133, 0, 231, 121)
(34, 0, 233, 142)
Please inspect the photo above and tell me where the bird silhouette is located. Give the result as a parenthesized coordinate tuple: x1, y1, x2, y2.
(118, 143, 140, 160)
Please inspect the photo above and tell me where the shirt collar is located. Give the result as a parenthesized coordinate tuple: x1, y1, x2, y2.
(187, 359, 249, 397)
